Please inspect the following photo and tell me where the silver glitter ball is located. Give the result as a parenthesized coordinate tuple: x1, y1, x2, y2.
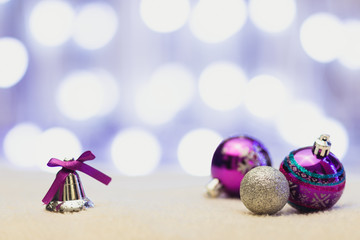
(240, 166, 290, 215)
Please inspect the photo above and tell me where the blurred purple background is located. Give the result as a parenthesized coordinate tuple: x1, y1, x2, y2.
(0, 0, 359, 176)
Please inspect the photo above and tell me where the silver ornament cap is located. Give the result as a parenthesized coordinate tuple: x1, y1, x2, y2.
(240, 166, 290, 215)
(206, 178, 224, 198)
(312, 134, 331, 158)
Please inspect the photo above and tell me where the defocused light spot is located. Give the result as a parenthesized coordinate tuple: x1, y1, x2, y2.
(29, 0, 75, 46)
(35, 127, 82, 172)
(338, 20, 360, 69)
(111, 128, 161, 176)
(245, 75, 288, 118)
(300, 13, 344, 63)
(0, 37, 29, 88)
(316, 118, 349, 160)
(0, 0, 11, 4)
(190, 0, 247, 43)
(249, 0, 296, 33)
(199, 62, 247, 111)
(3, 123, 42, 168)
(177, 129, 222, 176)
(140, 0, 190, 33)
(73, 2, 118, 50)
(276, 100, 325, 148)
(95, 70, 120, 116)
(56, 70, 119, 120)
(135, 63, 195, 125)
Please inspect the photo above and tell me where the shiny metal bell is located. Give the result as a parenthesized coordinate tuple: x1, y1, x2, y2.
(46, 159, 94, 212)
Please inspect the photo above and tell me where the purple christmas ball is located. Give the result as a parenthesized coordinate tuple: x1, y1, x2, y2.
(206, 136, 271, 197)
(280, 134, 346, 212)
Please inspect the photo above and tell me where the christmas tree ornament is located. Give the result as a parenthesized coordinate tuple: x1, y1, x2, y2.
(280, 134, 346, 212)
(206, 136, 271, 197)
(240, 166, 290, 215)
(42, 151, 112, 213)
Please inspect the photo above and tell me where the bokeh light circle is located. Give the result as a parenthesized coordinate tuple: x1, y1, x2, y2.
(278, 103, 349, 160)
(135, 63, 195, 125)
(199, 62, 247, 111)
(140, 0, 190, 33)
(276, 100, 325, 148)
(338, 20, 360, 69)
(3, 123, 42, 168)
(35, 127, 82, 172)
(73, 2, 118, 50)
(177, 128, 222, 176)
(190, 0, 247, 43)
(300, 13, 344, 63)
(56, 70, 119, 121)
(29, 0, 75, 46)
(249, 0, 296, 33)
(315, 118, 349, 160)
(0, 37, 29, 88)
(244, 75, 288, 118)
(111, 128, 162, 176)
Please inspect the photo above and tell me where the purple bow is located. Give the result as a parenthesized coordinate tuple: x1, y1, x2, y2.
(42, 151, 112, 204)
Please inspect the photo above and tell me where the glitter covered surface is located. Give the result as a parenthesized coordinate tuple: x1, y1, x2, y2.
(240, 166, 290, 215)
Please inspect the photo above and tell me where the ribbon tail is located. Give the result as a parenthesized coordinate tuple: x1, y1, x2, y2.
(42, 172, 69, 205)
(77, 163, 112, 185)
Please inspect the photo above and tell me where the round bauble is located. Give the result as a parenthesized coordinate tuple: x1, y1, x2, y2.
(206, 136, 271, 197)
(240, 166, 290, 215)
(279, 134, 346, 212)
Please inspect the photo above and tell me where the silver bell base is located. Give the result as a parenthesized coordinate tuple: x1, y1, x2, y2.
(46, 198, 94, 213)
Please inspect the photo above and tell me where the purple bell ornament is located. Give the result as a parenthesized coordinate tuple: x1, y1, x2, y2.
(206, 136, 272, 197)
(280, 134, 346, 212)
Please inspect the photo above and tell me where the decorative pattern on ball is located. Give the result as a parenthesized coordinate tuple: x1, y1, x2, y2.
(207, 136, 271, 197)
(240, 166, 290, 215)
(280, 147, 346, 212)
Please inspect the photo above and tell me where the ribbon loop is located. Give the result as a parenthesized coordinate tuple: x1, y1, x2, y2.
(42, 151, 111, 204)
(77, 151, 96, 162)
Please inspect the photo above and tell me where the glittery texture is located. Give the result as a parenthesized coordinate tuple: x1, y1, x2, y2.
(280, 147, 346, 212)
(210, 136, 271, 196)
(240, 166, 290, 215)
